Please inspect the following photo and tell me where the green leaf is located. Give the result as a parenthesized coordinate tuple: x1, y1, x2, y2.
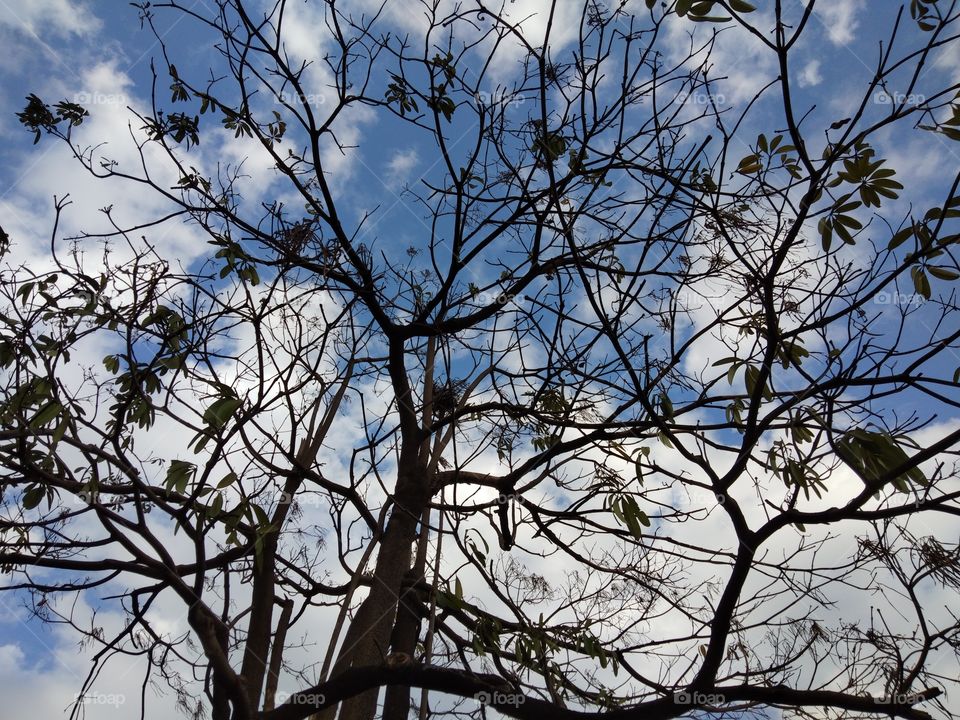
(689, 13, 731, 21)
(217, 472, 238, 489)
(737, 153, 762, 174)
(834, 221, 856, 246)
(725, 399, 744, 427)
(728, 0, 756, 11)
(912, 266, 931, 299)
(51, 415, 70, 446)
(22, 485, 46, 510)
(240, 266, 260, 286)
(712, 356, 742, 385)
(927, 266, 960, 281)
(726, 361, 741, 384)
(190, 431, 211, 453)
(17, 282, 35, 305)
(937, 126, 960, 141)
(614, 494, 650, 539)
(31, 401, 62, 428)
(659, 392, 674, 420)
(888, 225, 914, 250)
(743, 365, 771, 399)
(819, 218, 833, 251)
(248, 502, 270, 527)
(203, 396, 243, 430)
(835, 214, 862, 230)
(209, 492, 224, 516)
(165, 459, 197, 494)
(835, 429, 927, 492)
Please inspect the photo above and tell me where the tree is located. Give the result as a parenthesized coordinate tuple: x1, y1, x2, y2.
(3, 0, 960, 718)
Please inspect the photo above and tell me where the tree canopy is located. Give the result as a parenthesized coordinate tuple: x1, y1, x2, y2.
(2, 1, 960, 719)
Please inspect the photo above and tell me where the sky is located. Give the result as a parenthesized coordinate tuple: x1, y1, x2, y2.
(1, 0, 960, 718)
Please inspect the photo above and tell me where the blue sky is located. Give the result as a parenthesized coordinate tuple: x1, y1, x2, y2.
(2, 1, 960, 718)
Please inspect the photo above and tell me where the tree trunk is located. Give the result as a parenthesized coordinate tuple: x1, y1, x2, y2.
(328, 456, 429, 720)
(381, 568, 426, 719)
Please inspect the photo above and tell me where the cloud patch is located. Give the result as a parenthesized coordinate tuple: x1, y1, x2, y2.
(797, 59, 822, 88)
(383, 148, 420, 190)
(815, 0, 866, 47)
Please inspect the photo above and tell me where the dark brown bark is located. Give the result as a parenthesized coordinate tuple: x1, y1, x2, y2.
(265, 663, 942, 720)
(381, 568, 427, 720)
(332, 454, 429, 720)
(240, 531, 280, 708)
(264, 597, 294, 711)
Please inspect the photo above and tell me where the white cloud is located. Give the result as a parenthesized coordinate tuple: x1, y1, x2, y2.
(0, 0, 101, 38)
(933, 32, 960, 84)
(662, 10, 778, 105)
(0, 59, 220, 273)
(0, 596, 187, 719)
(797, 59, 822, 88)
(0, 643, 25, 673)
(815, 0, 866, 47)
(495, 0, 586, 63)
(3, 0, 960, 714)
(383, 148, 420, 189)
